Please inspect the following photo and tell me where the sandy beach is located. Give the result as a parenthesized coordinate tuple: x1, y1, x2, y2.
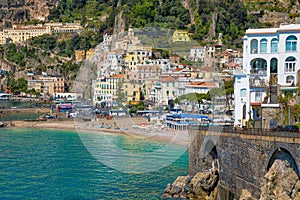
(4, 117, 189, 146)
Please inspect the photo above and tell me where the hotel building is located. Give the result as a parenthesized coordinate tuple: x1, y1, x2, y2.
(234, 24, 300, 128)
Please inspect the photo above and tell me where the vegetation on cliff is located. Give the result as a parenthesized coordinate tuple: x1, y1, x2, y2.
(48, 0, 259, 48)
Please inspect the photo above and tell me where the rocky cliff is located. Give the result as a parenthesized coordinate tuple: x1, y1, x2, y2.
(259, 160, 300, 200)
(0, 0, 58, 28)
(239, 160, 300, 200)
(163, 170, 219, 199)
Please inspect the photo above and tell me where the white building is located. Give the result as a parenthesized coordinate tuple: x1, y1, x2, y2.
(234, 24, 300, 127)
(105, 49, 125, 74)
(185, 81, 219, 94)
(189, 46, 205, 62)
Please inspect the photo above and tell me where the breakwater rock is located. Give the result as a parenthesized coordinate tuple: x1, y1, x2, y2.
(259, 160, 300, 200)
(163, 170, 219, 199)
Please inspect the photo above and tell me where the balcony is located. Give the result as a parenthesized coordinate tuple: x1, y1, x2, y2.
(250, 69, 267, 75)
(250, 76, 268, 88)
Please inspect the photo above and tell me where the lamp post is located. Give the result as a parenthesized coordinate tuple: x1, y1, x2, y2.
(262, 117, 266, 130)
(280, 105, 283, 125)
(288, 106, 290, 125)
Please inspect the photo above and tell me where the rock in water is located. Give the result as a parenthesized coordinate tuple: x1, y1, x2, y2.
(163, 170, 219, 199)
(260, 160, 299, 200)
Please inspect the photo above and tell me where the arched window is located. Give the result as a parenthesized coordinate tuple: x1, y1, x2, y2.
(286, 75, 294, 83)
(270, 58, 278, 74)
(250, 58, 267, 74)
(260, 39, 267, 53)
(271, 38, 278, 53)
(285, 57, 296, 72)
(240, 89, 246, 97)
(286, 35, 297, 52)
(250, 39, 258, 54)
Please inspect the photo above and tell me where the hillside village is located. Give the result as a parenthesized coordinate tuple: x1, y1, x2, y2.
(2, 19, 300, 131)
(0, 23, 240, 110)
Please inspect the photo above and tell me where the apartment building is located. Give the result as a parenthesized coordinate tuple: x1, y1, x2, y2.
(189, 46, 205, 62)
(93, 74, 125, 103)
(128, 64, 161, 83)
(27, 76, 65, 95)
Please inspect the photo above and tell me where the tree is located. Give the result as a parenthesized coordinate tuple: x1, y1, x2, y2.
(278, 93, 296, 125)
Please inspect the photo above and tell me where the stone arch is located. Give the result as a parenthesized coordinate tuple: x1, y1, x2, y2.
(201, 140, 219, 171)
(267, 147, 299, 177)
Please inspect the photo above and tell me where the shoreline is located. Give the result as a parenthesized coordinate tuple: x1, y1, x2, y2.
(3, 118, 189, 146)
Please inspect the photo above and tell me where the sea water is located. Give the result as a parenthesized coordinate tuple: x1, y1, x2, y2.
(0, 128, 188, 199)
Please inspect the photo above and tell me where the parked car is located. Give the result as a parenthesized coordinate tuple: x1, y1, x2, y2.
(283, 125, 299, 132)
(272, 125, 284, 131)
(44, 114, 54, 119)
(199, 110, 212, 114)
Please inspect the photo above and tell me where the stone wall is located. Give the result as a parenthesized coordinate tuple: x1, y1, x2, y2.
(188, 127, 300, 199)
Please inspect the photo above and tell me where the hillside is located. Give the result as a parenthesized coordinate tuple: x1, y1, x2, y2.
(2, 0, 300, 47)
(1, 0, 300, 94)
(0, 0, 58, 28)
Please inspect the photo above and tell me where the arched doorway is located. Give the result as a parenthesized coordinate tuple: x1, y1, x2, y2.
(168, 99, 175, 109)
(243, 104, 246, 120)
(269, 118, 277, 129)
(267, 148, 299, 177)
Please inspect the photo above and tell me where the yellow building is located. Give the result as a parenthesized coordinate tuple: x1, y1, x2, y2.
(86, 48, 95, 60)
(190, 67, 218, 80)
(172, 30, 192, 42)
(0, 23, 83, 44)
(27, 76, 65, 95)
(125, 46, 152, 70)
(93, 74, 126, 102)
(123, 80, 143, 102)
(75, 50, 86, 63)
(1, 25, 51, 44)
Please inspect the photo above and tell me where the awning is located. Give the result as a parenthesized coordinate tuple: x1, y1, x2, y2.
(280, 86, 298, 91)
(171, 113, 208, 119)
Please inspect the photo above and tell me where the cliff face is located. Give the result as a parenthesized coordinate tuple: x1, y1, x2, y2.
(0, 0, 58, 28)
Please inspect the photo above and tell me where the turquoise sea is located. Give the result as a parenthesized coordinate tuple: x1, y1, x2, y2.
(0, 128, 188, 199)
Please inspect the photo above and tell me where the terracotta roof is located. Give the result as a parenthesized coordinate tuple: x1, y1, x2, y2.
(172, 68, 184, 72)
(161, 76, 176, 83)
(200, 67, 215, 72)
(250, 102, 261, 106)
(219, 51, 230, 55)
(110, 49, 123, 53)
(187, 82, 218, 88)
(109, 74, 126, 79)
